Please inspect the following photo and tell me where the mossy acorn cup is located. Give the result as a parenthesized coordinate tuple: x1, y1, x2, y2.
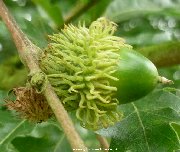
(40, 17, 168, 130)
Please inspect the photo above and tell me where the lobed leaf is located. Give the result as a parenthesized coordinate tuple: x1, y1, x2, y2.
(97, 89, 180, 152)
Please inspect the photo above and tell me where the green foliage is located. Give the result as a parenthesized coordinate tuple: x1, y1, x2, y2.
(32, 0, 64, 27)
(0, 91, 34, 151)
(0, 22, 17, 63)
(98, 89, 180, 152)
(105, 0, 180, 46)
(11, 123, 72, 152)
(105, 0, 180, 23)
(0, 56, 27, 90)
(77, 0, 112, 24)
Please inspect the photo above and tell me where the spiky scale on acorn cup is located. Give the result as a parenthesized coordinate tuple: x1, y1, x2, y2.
(111, 48, 159, 104)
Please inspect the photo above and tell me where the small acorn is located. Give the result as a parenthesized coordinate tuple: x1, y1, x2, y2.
(6, 87, 53, 122)
(40, 17, 171, 130)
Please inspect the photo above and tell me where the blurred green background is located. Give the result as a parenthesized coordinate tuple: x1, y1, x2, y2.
(0, 0, 180, 151)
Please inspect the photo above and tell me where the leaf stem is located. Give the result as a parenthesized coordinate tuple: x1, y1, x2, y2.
(0, 0, 87, 151)
(95, 133, 109, 152)
(0, 120, 26, 146)
(64, 0, 99, 24)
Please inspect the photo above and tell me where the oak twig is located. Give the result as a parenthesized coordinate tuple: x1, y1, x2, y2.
(138, 41, 180, 67)
(0, 0, 87, 151)
(95, 134, 109, 152)
(65, 0, 98, 24)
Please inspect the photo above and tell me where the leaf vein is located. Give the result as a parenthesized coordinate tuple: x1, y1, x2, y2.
(132, 103, 150, 152)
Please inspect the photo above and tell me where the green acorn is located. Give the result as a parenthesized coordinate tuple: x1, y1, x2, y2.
(40, 17, 171, 130)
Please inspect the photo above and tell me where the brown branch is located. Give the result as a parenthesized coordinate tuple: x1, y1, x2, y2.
(138, 41, 180, 67)
(95, 134, 109, 152)
(0, 0, 40, 72)
(0, 0, 87, 151)
(65, 0, 99, 24)
(44, 84, 87, 151)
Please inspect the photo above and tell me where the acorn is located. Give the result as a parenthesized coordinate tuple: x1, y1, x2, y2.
(111, 48, 158, 104)
(6, 87, 53, 122)
(39, 17, 171, 130)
